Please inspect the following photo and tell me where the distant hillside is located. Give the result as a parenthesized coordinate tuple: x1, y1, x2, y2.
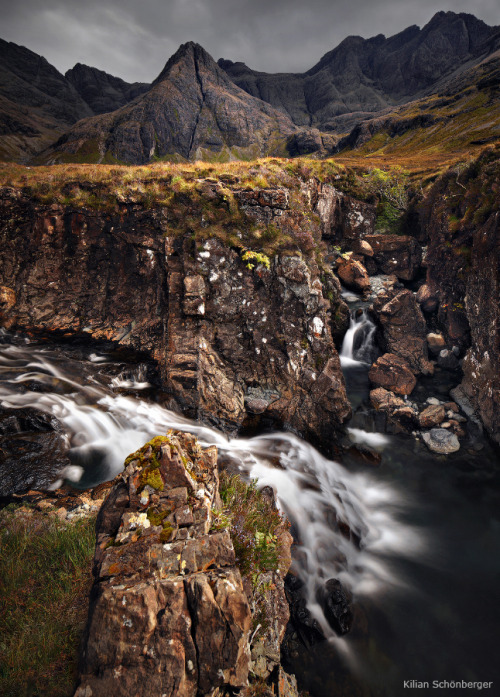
(336, 49, 500, 156)
(0, 38, 93, 161)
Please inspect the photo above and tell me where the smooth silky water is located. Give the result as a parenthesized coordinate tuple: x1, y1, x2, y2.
(1, 329, 499, 695)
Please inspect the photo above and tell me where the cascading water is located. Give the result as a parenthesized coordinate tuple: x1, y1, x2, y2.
(0, 336, 423, 642)
(340, 309, 376, 368)
(2, 334, 499, 695)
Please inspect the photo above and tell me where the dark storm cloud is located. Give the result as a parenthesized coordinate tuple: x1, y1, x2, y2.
(1, 0, 498, 82)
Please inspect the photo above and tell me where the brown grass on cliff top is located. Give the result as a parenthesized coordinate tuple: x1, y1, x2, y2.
(0, 149, 481, 205)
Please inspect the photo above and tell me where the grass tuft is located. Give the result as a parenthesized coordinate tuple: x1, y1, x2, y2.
(0, 511, 96, 697)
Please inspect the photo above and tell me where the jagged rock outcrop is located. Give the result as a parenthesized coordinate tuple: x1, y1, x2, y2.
(220, 12, 498, 132)
(65, 63, 150, 115)
(0, 183, 351, 447)
(44, 42, 297, 164)
(74, 431, 252, 696)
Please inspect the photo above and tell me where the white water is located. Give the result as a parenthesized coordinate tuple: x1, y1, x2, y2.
(0, 340, 425, 640)
(340, 309, 376, 368)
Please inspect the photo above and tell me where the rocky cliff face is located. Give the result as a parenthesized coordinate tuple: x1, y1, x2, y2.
(65, 63, 150, 115)
(416, 147, 500, 444)
(220, 12, 499, 132)
(0, 179, 351, 448)
(44, 43, 297, 164)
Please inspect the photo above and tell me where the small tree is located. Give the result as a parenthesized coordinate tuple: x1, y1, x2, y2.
(363, 166, 410, 233)
(363, 166, 410, 211)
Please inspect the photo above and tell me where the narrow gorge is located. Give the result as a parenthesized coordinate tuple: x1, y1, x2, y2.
(0, 150, 499, 696)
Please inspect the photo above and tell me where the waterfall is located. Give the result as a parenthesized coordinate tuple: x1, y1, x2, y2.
(340, 309, 376, 368)
(0, 338, 424, 640)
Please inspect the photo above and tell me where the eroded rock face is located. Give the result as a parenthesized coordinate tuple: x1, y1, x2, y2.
(0, 187, 351, 447)
(75, 432, 252, 697)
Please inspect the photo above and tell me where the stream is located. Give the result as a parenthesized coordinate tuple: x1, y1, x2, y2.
(0, 324, 499, 695)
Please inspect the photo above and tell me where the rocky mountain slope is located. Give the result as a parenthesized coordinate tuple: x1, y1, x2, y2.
(65, 63, 150, 115)
(0, 39, 93, 162)
(40, 43, 298, 165)
(220, 11, 499, 133)
(336, 48, 500, 155)
(1, 10, 499, 164)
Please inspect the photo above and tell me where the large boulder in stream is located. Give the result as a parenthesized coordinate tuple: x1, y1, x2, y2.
(369, 353, 416, 395)
(74, 432, 252, 697)
(364, 234, 422, 281)
(374, 289, 434, 375)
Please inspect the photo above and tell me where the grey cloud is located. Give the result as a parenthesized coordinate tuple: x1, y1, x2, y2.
(1, 0, 498, 82)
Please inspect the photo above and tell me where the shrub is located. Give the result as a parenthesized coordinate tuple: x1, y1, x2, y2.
(217, 472, 288, 586)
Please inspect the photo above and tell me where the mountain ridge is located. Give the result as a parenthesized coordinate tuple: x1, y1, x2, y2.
(0, 10, 499, 164)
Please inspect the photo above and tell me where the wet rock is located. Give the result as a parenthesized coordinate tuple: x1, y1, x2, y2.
(336, 254, 371, 294)
(389, 406, 419, 432)
(284, 574, 325, 646)
(426, 397, 441, 406)
(75, 432, 252, 697)
(375, 289, 433, 375)
(364, 234, 422, 281)
(419, 404, 446, 428)
(370, 387, 405, 411)
(437, 348, 460, 370)
(315, 578, 353, 636)
(369, 353, 416, 396)
(427, 332, 446, 353)
(422, 428, 460, 454)
(417, 284, 439, 312)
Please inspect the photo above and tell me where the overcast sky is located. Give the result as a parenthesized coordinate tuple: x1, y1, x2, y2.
(1, 0, 498, 82)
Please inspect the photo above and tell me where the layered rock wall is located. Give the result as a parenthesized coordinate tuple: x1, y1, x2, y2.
(0, 184, 351, 447)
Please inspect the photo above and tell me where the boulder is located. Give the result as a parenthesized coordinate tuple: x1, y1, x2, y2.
(336, 255, 371, 294)
(364, 234, 422, 281)
(422, 428, 460, 454)
(417, 284, 439, 312)
(368, 353, 416, 395)
(375, 289, 433, 375)
(369, 387, 405, 411)
(426, 332, 446, 353)
(354, 239, 374, 257)
(437, 349, 460, 370)
(419, 404, 446, 428)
